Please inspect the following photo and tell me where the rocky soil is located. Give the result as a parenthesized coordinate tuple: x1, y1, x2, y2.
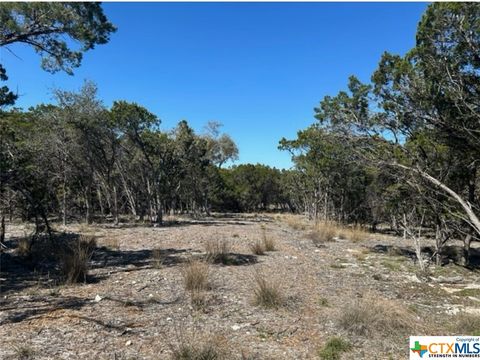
(1, 214, 479, 359)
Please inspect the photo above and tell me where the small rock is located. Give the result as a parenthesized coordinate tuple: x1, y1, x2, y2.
(231, 324, 241, 331)
(406, 274, 422, 283)
(446, 307, 461, 315)
(125, 340, 132, 346)
(94, 295, 103, 302)
(148, 293, 154, 298)
(432, 276, 464, 284)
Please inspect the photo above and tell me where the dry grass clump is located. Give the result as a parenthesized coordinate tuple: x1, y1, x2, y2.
(104, 237, 120, 251)
(308, 221, 338, 246)
(261, 226, 275, 251)
(182, 260, 210, 292)
(16, 237, 32, 257)
(60, 235, 96, 284)
(205, 238, 231, 264)
(253, 273, 284, 309)
(250, 240, 265, 255)
(170, 335, 229, 360)
(344, 225, 369, 242)
(10, 344, 36, 360)
(152, 247, 164, 268)
(282, 214, 307, 231)
(338, 296, 416, 337)
(189, 289, 208, 311)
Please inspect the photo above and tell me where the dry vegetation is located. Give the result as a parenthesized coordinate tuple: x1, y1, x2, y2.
(1, 214, 479, 359)
(60, 235, 96, 284)
(249, 239, 265, 256)
(338, 296, 417, 338)
(182, 260, 210, 292)
(253, 272, 284, 309)
(205, 238, 232, 264)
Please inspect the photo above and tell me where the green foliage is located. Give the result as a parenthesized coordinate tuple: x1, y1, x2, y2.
(0, 3, 116, 74)
(318, 337, 352, 360)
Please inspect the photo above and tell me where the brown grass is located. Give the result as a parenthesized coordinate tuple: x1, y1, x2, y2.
(250, 240, 265, 255)
(253, 273, 284, 309)
(307, 221, 338, 246)
(205, 238, 231, 264)
(152, 247, 164, 268)
(338, 296, 417, 337)
(189, 289, 208, 311)
(60, 235, 96, 284)
(343, 225, 369, 242)
(261, 226, 275, 251)
(282, 214, 307, 231)
(170, 334, 229, 360)
(182, 260, 210, 292)
(104, 237, 120, 251)
(11, 344, 36, 360)
(16, 237, 32, 257)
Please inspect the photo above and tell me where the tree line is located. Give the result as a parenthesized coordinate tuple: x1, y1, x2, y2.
(1, 83, 298, 236)
(1, 3, 479, 267)
(279, 3, 480, 266)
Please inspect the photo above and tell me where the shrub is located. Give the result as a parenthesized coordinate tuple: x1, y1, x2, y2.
(318, 337, 352, 360)
(205, 239, 231, 264)
(182, 260, 209, 292)
(250, 240, 265, 255)
(61, 235, 96, 284)
(253, 273, 284, 309)
(338, 296, 415, 337)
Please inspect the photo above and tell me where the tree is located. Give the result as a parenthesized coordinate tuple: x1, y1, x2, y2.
(0, 2, 116, 105)
(297, 3, 480, 265)
(203, 121, 239, 168)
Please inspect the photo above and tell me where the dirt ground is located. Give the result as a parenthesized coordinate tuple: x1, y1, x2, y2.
(1, 214, 479, 359)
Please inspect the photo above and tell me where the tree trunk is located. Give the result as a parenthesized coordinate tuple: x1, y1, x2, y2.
(461, 234, 472, 267)
(392, 163, 480, 237)
(0, 213, 5, 247)
(85, 188, 92, 224)
(113, 185, 119, 225)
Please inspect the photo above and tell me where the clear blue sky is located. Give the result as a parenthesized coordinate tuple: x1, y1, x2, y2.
(2, 2, 427, 169)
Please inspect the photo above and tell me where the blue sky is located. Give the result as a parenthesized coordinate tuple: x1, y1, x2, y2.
(2, 2, 427, 169)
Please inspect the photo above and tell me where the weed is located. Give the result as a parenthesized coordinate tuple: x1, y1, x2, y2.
(182, 260, 210, 292)
(318, 337, 352, 360)
(60, 235, 96, 284)
(152, 247, 164, 268)
(253, 273, 284, 309)
(262, 227, 275, 251)
(338, 296, 416, 337)
(205, 239, 232, 264)
(250, 240, 265, 255)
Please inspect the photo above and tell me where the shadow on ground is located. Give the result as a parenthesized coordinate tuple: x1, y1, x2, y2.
(370, 243, 480, 269)
(1, 227, 258, 295)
